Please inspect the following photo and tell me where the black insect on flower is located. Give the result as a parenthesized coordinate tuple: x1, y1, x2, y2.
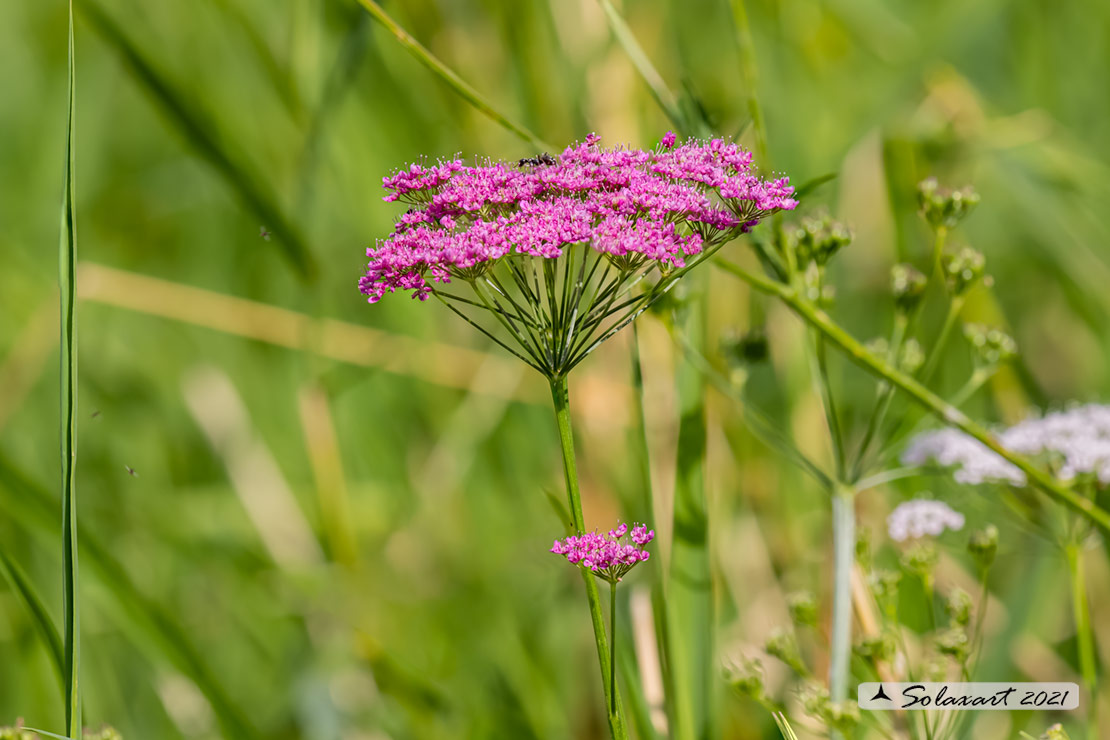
(517, 152, 557, 168)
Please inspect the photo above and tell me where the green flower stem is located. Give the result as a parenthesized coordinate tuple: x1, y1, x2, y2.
(830, 486, 856, 710)
(931, 226, 948, 281)
(610, 580, 618, 718)
(1065, 542, 1098, 740)
(550, 376, 629, 740)
(715, 257, 1110, 535)
(918, 295, 964, 386)
(851, 314, 908, 479)
(809, 330, 847, 480)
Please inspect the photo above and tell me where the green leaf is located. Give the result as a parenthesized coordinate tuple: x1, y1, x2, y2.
(0, 547, 66, 692)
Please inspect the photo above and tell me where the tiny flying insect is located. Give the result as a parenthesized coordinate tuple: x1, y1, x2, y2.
(259, 226, 271, 241)
(124, 465, 139, 477)
(90, 410, 101, 419)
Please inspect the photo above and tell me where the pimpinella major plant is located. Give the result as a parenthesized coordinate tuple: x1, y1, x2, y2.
(360, 132, 796, 738)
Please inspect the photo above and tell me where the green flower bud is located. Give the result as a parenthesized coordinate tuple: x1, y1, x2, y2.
(787, 591, 819, 628)
(84, 729, 124, 740)
(968, 525, 999, 570)
(801, 684, 859, 735)
(1040, 723, 1072, 740)
(765, 628, 808, 677)
(936, 626, 971, 661)
(854, 632, 897, 662)
(891, 263, 928, 313)
(942, 247, 987, 296)
(964, 323, 1017, 367)
(794, 214, 853, 267)
(870, 569, 902, 617)
(946, 587, 973, 627)
(727, 657, 765, 701)
(864, 337, 889, 358)
(923, 656, 949, 682)
(918, 177, 980, 230)
(899, 338, 925, 374)
(901, 541, 939, 578)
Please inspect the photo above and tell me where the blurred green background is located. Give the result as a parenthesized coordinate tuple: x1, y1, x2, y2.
(2, 0, 1110, 738)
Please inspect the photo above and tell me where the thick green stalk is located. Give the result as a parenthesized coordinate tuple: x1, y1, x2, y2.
(58, 5, 81, 736)
(550, 377, 629, 740)
(716, 258, 1110, 536)
(1065, 543, 1098, 740)
(829, 488, 855, 712)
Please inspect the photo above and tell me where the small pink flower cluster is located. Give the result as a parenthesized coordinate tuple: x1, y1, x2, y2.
(360, 133, 797, 303)
(550, 523, 655, 583)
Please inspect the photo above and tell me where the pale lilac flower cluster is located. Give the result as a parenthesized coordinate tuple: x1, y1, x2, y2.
(903, 404, 1110, 486)
(360, 133, 797, 303)
(550, 523, 654, 583)
(887, 498, 965, 542)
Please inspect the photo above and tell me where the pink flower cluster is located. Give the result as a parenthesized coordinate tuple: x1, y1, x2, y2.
(360, 133, 797, 303)
(550, 523, 655, 583)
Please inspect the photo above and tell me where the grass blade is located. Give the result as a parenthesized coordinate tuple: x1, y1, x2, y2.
(58, 4, 81, 735)
(0, 547, 66, 691)
(353, 0, 552, 151)
(78, 1, 317, 280)
(595, 0, 687, 133)
(726, 0, 768, 162)
(0, 455, 261, 740)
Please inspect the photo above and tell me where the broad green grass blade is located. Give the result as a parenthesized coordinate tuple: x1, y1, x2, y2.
(353, 0, 552, 151)
(79, 1, 317, 280)
(595, 0, 687, 133)
(58, 4, 81, 735)
(667, 272, 716, 740)
(0, 547, 66, 691)
(0, 456, 260, 740)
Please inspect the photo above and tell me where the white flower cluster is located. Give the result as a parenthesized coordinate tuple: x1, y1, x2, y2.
(887, 498, 965, 541)
(903, 403, 1110, 486)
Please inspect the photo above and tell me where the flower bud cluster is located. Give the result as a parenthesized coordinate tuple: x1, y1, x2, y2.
(550, 522, 654, 583)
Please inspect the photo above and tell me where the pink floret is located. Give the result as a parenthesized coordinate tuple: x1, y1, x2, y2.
(550, 521, 655, 583)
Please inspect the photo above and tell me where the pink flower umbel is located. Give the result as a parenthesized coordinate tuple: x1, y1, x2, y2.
(551, 522, 655, 584)
(360, 133, 796, 378)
